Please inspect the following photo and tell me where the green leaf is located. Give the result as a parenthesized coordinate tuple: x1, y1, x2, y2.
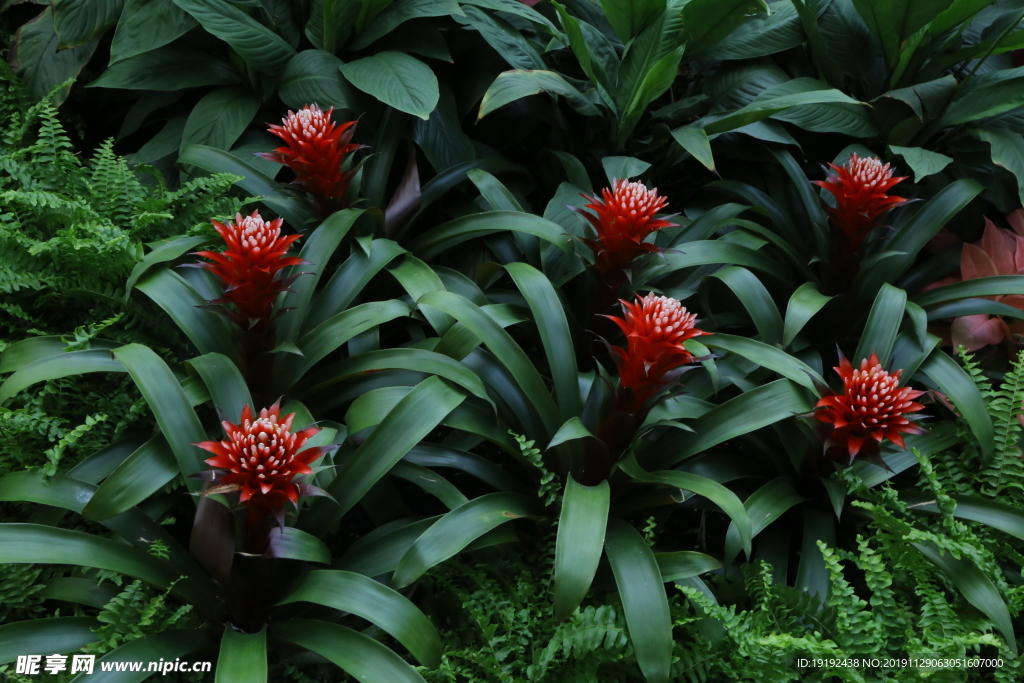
(601, 156, 652, 184)
(52, 0, 124, 48)
(391, 462, 469, 509)
(671, 126, 715, 172)
(354, 0, 463, 49)
(912, 276, 1024, 307)
(393, 492, 536, 587)
(39, 578, 120, 609)
(604, 518, 672, 683)
(914, 542, 1016, 655)
(264, 528, 332, 564)
(699, 79, 862, 135)
(82, 437, 178, 521)
(600, 0, 665, 43)
(478, 70, 601, 119)
(110, 0, 197, 64)
(113, 344, 208, 484)
(0, 336, 114, 375)
(554, 476, 610, 620)
(650, 380, 816, 468)
(704, 334, 825, 389)
(340, 51, 439, 119)
(929, 0, 999, 36)
(186, 353, 252, 421)
(337, 517, 438, 576)
(278, 570, 441, 667)
(854, 283, 907, 367)
(903, 492, 1024, 541)
(724, 477, 807, 563)
(644, 241, 792, 284)
(134, 267, 238, 359)
(87, 631, 210, 682)
(888, 145, 954, 183)
(655, 551, 722, 582)
(418, 290, 561, 436)
(921, 351, 994, 460)
(125, 235, 216, 305)
(91, 45, 238, 90)
(682, 0, 770, 56)
(279, 50, 361, 113)
(783, 282, 833, 347)
(705, 266, 783, 344)
(0, 349, 124, 405)
(171, 0, 296, 73)
(216, 626, 266, 683)
(975, 127, 1024, 206)
(619, 451, 753, 557)
(273, 619, 428, 682)
(941, 74, 1024, 126)
(180, 87, 260, 153)
(0, 617, 100, 664)
(0, 524, 217, 607)
(305, 377, 465, 534)
(11, 8, 98, 104)
(506, 262, 582, 421)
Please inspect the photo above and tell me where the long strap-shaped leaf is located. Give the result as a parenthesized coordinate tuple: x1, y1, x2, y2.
(305, 239, 408, 332)
(0, 348, 125, 404)
(604, 519, 672, 683)
(78, 630, 212, 683)
(407, 211, 573, 259)
(82, 436, 178, 521)
(854, 283, 907, 366)
(335, 517, 440, 576)
(276, 209, 363, 342)
(216, 626, 266, 683)
(125, 234, 216, 305)
(703, 334, 825, 389)
(392, 492, 538, 588)
(0, 335, 120, 374)
(185, 353, 253, 420)
(113, 344, 208, 486)
(920, 351, 994, 460)
(272, 619, 428, 683)
(135, 267, 238, 360)
(702, 266, 783, 345)
(0, 524, 219, 609)
(506, 262, 582, 421)
(0, 617, 100, 664)
(302, 377, 465, 535)
(649, 379, 817, 469)
(554, 476, 609, 620)
(277, 569, 442, 668)
(912, 275, 1024, 307)
(903, 491, 1024, 542)
(914, 542, 1017, 655)
(419, 290, 561, 437)
(619, 451, 753, 558)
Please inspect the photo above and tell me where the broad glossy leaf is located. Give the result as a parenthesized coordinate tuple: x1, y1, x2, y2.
(605, 519, 672, 683)
(340, 51, 439, 119)
(180, 87, 260, 153)
(185, 353, 252, 420)
(171, 0, 296, 73)
(354, 0, 463, 49)
(110, 0, 197, 64)
(889, 145, 953, 183)
(52, 0, 124, 48)
(279, 50, 361, 113)
(278, 569, 441, 667)
(90, 45, 239, 90)
(265, 527, 331, 564)
(672, 126, 715, 172)
(914, 542, 1016, 654)
(11, 8, 98, 104)
(699, 79, 860, 135)
(124, 235, 216, 305)
(682, 0, 769, 55)
(82, 437, 178, 521)
(392, 492, 535, 587)
(554, 476, 610, 620)
(975, 127, 1024, 206)
(783, 283, 833, 347)
(216, 627, 266, 683)
(0, 617, 100, 664)
(0, 349, 124, 404)
(941, 74, 1024, 126)
(273, 619, 428, 683)
(600, 0, 665, 43)
(135, 267, 238, 359)
(478, 70, 601, 119)
(703, 0, 804, 60)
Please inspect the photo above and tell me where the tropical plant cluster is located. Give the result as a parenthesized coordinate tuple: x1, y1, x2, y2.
(3, 0, 1024, 681)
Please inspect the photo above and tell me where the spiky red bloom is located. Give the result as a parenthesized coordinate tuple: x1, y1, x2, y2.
(606, 294, 709, 412)
(195, 402, 330, 510)
(815, 353, 926, 465)
(194, 211, 305, 328)
(258, 104, 362, 206)
(578, 180, 675, 283)
(813, 154, 908, 251)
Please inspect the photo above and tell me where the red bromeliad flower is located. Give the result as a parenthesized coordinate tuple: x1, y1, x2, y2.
(606, 293, 709, 413)
(258, 104, 362, 208)
(813, 154, 908, 252)
(815, 353, 926, 466)
(578, 180, 675, 287)
(194, 210, 306, 330)
(195, 402, 328, 509)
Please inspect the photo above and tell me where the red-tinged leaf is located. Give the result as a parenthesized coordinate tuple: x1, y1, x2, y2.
(951, 314, 1009, 352)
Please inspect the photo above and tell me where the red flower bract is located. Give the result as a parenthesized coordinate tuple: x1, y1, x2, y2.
(258, 104, 362, 206)
(606, 293, 708, 413)
(813, 154, 908, 251)
(195, 402, 327, 510)
(815, 353, 926, 465)
(194, 210, 305, 329)
(579, 180, 674, 285)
